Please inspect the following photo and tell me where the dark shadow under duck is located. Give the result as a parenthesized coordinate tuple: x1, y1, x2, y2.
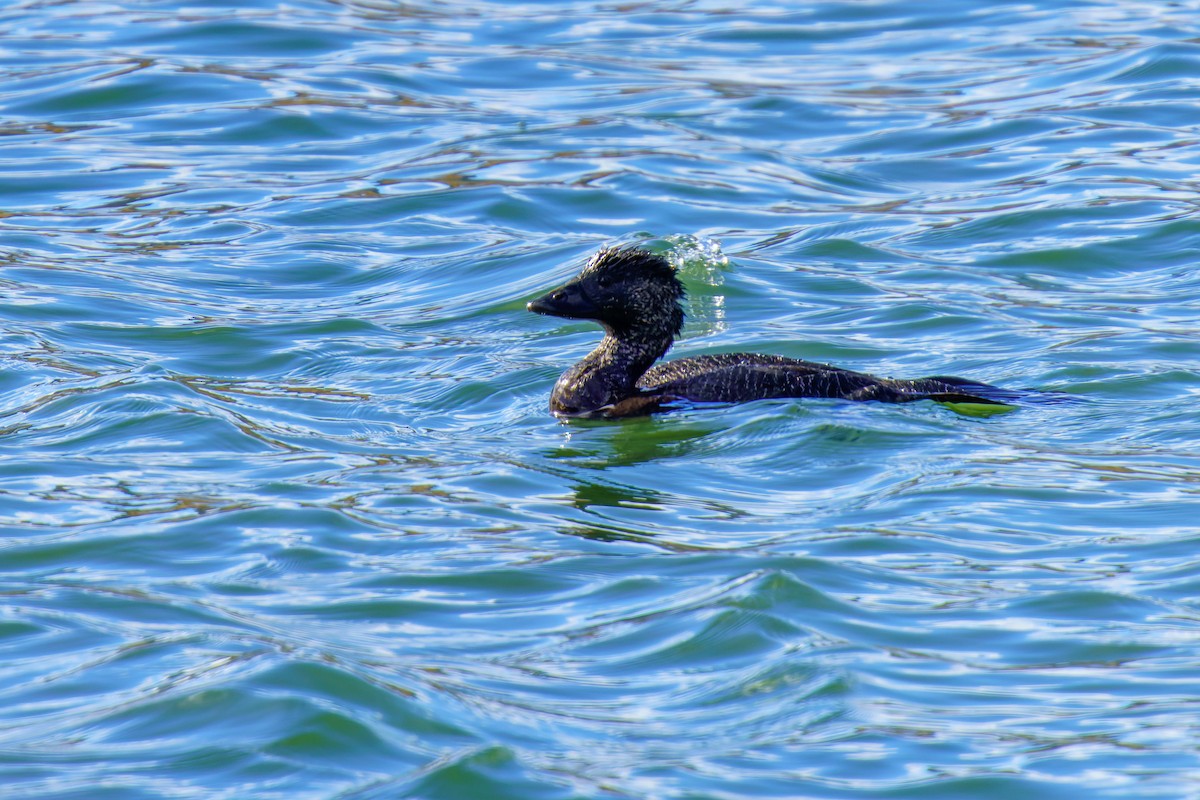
(528, 246, 1019, 418)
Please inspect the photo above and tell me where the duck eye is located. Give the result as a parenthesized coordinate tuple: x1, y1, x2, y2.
(596, 274, 614, 288)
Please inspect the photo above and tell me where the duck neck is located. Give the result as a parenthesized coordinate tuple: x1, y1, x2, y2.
(550, 323, 675, 415)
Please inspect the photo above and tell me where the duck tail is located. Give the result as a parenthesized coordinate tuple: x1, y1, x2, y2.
(915, 376, 1023, 405)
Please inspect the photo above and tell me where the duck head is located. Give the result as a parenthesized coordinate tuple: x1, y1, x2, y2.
(527, 246, 685, 339)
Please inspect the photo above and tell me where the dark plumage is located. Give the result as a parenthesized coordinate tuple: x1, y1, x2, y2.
(527, 246, 1013, 418)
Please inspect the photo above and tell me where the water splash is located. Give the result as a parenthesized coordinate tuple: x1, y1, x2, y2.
(651, 234, 731, 339)
(663, 233, 730, 284)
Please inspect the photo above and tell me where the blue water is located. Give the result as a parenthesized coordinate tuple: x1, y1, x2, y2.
(3, 1, 1200, 797)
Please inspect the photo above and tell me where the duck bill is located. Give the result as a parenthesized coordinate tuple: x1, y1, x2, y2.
(527, 282, 600, 320)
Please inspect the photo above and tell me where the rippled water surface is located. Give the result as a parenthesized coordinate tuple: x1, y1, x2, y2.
(4, 1, 1200, 797)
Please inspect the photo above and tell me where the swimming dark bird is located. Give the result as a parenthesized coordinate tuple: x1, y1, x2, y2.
(527, 246, 1014, 418)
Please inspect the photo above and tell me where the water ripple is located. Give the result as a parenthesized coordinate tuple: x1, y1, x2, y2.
(3, 0, 1200, 798)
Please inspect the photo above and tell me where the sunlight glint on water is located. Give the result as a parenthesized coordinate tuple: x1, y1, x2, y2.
(2, 1, 1200, 798)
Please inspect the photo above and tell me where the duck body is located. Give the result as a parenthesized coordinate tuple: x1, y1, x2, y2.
(529, 246, 1013, 418)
